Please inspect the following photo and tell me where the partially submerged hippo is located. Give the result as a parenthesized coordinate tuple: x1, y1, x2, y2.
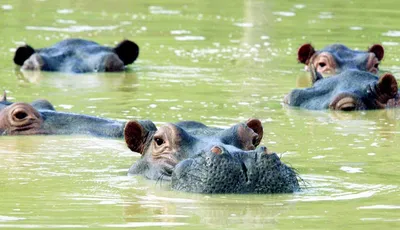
(298, 43, 384, 82)
(0, 93, 138, 137)
(124, 119, 299, 194)
(13, 38, 139, 73)
(285, 66, 398, 111)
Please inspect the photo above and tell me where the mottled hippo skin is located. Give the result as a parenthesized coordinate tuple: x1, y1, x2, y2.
(0, 94, 138, 137)
(285, 67, 398, 111)
(298, 43, 384, 83)
(124, 119, 299, 194)
(13, 38, 139, 73)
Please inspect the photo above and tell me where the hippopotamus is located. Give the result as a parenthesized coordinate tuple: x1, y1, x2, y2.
(298, 43, 384, 83)
(0, 93, 151, 137)
(124, 119, 299, 194)
(13, 38, 139, 73)
(285, 65, 398, 111)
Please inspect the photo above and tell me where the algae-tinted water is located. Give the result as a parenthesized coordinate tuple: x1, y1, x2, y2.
(1, 0, 400, 229)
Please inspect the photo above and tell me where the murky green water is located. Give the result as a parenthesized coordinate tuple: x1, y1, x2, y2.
(1, 0, 400, 229)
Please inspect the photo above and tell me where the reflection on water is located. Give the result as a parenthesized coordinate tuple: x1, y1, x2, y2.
(284, 108, 399, 138)
(122, 187, 296, 229)
(16, 70, 139, 91)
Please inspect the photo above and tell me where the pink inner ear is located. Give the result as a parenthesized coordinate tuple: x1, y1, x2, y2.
(369, 44, 384, 61)
(124, 121, 145, 154)
(298, 43, 316, 64)
(246, 119, 263, 146)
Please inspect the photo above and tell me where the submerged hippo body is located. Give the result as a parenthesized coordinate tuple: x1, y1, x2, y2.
(298, 43, 384, 82)
(285, 67, 398, 111)
(0, 94, 154, 137)
(124, 119, 299, 194)
(13, 38, 139, 73)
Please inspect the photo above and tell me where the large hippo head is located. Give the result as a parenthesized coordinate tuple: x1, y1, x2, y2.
(285, 67, 398, 111)
(13, 38, 139, 73)
(298, 43, 384, 79)
(0, 96, 126, 137)
(124, 119, 299, 193)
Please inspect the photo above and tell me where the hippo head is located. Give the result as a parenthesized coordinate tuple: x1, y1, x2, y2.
(298, 43, 384, 78)
(0, 102, 46, 135)
(0, 96, 124, 137)
(13, 39, 139, 73)
(285, 67, 398, 111)
(124, 119, 299, 193)
(171, 146, 299, 193)
(124, 119, 263, 180)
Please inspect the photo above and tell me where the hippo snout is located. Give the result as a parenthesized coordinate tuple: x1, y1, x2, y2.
(171, 146, 300, 194)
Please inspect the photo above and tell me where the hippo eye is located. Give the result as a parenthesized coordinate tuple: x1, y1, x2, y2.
(340, 105, 356, 111)
(318, 62, 326, 68)
(154, 137, 164, 146)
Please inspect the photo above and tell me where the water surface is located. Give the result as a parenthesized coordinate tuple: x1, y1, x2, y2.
(1, 0, 400, 229)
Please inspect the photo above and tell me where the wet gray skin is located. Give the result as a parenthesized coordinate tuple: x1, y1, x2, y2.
(171, 146, 299, 194)
(124, 119, 299, 194)
(13, 38, 139, 73)
(0, 95, 154, 137)
(285, 67, 399, 111)
(297, 43, 384, 80)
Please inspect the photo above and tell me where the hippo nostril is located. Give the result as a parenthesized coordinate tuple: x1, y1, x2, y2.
(14, 111, 28, 120)
(258, 146, 268, 154)
(211, 146, 222, 155)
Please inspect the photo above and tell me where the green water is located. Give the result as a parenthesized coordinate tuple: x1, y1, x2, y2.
(1, 0, 400, 229)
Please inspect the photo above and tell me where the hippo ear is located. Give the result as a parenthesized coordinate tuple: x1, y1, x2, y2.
(310, 63, 323, 84)
(1, 91, 6, 102)
(14, 45, 35, 66)
(369, 44, 384, 61)
(376, 73, 398, 103)
(30, 99, 55, 111)
(124, 120, 156, 154)
(246, 119, 263, 147)
(114, 40, 139, 65)
(298, 43, 316, 64)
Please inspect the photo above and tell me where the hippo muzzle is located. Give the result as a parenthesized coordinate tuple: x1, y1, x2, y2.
(171, 145, 300, 194)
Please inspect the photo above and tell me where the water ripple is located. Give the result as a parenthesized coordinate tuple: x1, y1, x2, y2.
(273, 12, 295, 17)
(149, 6, 180, 15)
(357, 205, 400, 210)
(0, 216, 25, 222)
(103, 222, 187, 227)
(175, 36, 206, 41)
(26, 25, 118, 33)
(382, 30, 400, 37)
